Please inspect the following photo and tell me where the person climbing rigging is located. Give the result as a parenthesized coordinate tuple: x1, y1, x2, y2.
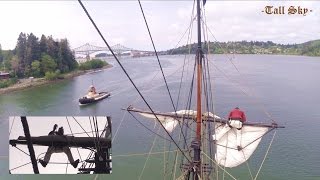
(213, 107, 247, 151)
(39, 126, 79, 168)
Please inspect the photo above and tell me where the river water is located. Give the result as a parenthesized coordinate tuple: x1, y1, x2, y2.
(0, 54, 319, 179)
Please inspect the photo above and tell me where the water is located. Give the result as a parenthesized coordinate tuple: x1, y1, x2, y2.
(0, 54, 319, 179)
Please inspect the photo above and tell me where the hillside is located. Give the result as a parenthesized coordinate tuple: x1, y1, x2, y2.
(166, 40, 320, 56)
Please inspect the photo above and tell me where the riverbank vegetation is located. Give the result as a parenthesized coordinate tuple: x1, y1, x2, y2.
(0, 32, 77, 79)
(167, 40, 320, 56)
(0, 78, 17, 88)
(79, 59, 108, 70)
(0, 33, 110, 89)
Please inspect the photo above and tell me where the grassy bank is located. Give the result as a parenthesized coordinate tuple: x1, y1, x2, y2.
(0, 64, 112, 95)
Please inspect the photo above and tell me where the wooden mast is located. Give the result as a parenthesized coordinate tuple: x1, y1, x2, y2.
(193, 0, 203, 179)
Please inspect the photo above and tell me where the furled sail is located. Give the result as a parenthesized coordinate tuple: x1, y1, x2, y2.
(139, 110, 221, 133)
(214, 123, 269, 168)
(139, 112, 178, 133)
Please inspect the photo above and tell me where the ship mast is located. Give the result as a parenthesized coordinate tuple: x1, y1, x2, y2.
(192, 0, 203, 179)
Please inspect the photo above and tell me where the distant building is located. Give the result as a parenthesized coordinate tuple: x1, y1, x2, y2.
(0, 72, 10, 80)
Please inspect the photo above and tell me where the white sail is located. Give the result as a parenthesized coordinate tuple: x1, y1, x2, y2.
(138, 109, 273, 168)
(176, 110, 197, 116)
(139, 110, 222, 133)
(139, 110, 220, 133)
(139, 112, 178, 133)
(214, 123, 268, 168)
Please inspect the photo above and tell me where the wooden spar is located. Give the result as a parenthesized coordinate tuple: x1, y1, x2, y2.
(10, 135, 111, 148)
(20, 116, 39, 174)
(205, 119, 285, 128)
(196, 0, 202, 143)
(123, 107, 196, 119)
(124, 107, 285, 128)
(196, 48, 202, 140)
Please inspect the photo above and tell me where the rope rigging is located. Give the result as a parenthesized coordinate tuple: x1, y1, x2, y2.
(201, 19, 276, 124)
(12, 146, 30, 157)
(137, 1, 202, 162)
(10, 162, 32, 172)
(254, 130, 277, 180)
(71, 116, 91, 137)
(66, 117, 84, 164)
(137, 0, 177, 112)
(202, 8, 217, 176)
(165, 1, 197, 177)
(9, 116, 16, 136)
(128, 111, 173, 142)
(115, 53, 195, 178)
(77, 0, 192, 163)
(138, 126, 161, 180)
(106, 3, 199, 176)
(112, 111, 127, 143)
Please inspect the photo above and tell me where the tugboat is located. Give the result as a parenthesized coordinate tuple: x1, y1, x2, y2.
(79, 85, 110, 105)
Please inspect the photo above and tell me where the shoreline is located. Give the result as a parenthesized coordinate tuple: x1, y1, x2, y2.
(0, 64, 112, 95)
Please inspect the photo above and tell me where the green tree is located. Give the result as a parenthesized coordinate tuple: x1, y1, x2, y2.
(15, 32, 27, 76)
(44, 70, 61, 81)
(79, 59, 107, 70)
(46, 36, 58, 60)
(24, 33, 40, 68)
(2, 50, 13, 71)
(24, 65, 32, 77)
(57, 39, 77, 73)
(39, 34, 48, 54)
(11, 55, 19, 77)
(31, 60, 41, 77)
(41, 54, 57, 73)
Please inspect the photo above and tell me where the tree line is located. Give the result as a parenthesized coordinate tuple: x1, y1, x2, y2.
(0, 32, 78, 78)
(166, 40, 320, 56)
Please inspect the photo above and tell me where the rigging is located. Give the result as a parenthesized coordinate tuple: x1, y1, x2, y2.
(77, 0, 192, 163)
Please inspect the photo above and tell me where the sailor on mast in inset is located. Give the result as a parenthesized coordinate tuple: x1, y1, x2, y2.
(213, 107, 246, 150)
(48, 124, 58, 135)
(39, 125, 79, 168)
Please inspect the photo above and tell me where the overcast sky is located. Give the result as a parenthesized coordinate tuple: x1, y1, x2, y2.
(0, 1, 319, 51)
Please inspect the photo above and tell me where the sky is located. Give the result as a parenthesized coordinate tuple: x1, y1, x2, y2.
(0, 1, 319, 51)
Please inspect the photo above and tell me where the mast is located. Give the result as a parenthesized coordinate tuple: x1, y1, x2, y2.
(193, 0, 203, 179)
(20, 116, 39, 174)
(196, 0, 202, 142)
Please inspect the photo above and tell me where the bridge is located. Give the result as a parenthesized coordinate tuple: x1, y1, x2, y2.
(73, 43, 158, 60)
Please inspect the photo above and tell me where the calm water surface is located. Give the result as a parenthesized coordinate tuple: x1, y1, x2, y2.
(0, 54, 319, 179)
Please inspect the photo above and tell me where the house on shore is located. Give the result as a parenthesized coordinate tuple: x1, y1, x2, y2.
(0, 72, 10, 80)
